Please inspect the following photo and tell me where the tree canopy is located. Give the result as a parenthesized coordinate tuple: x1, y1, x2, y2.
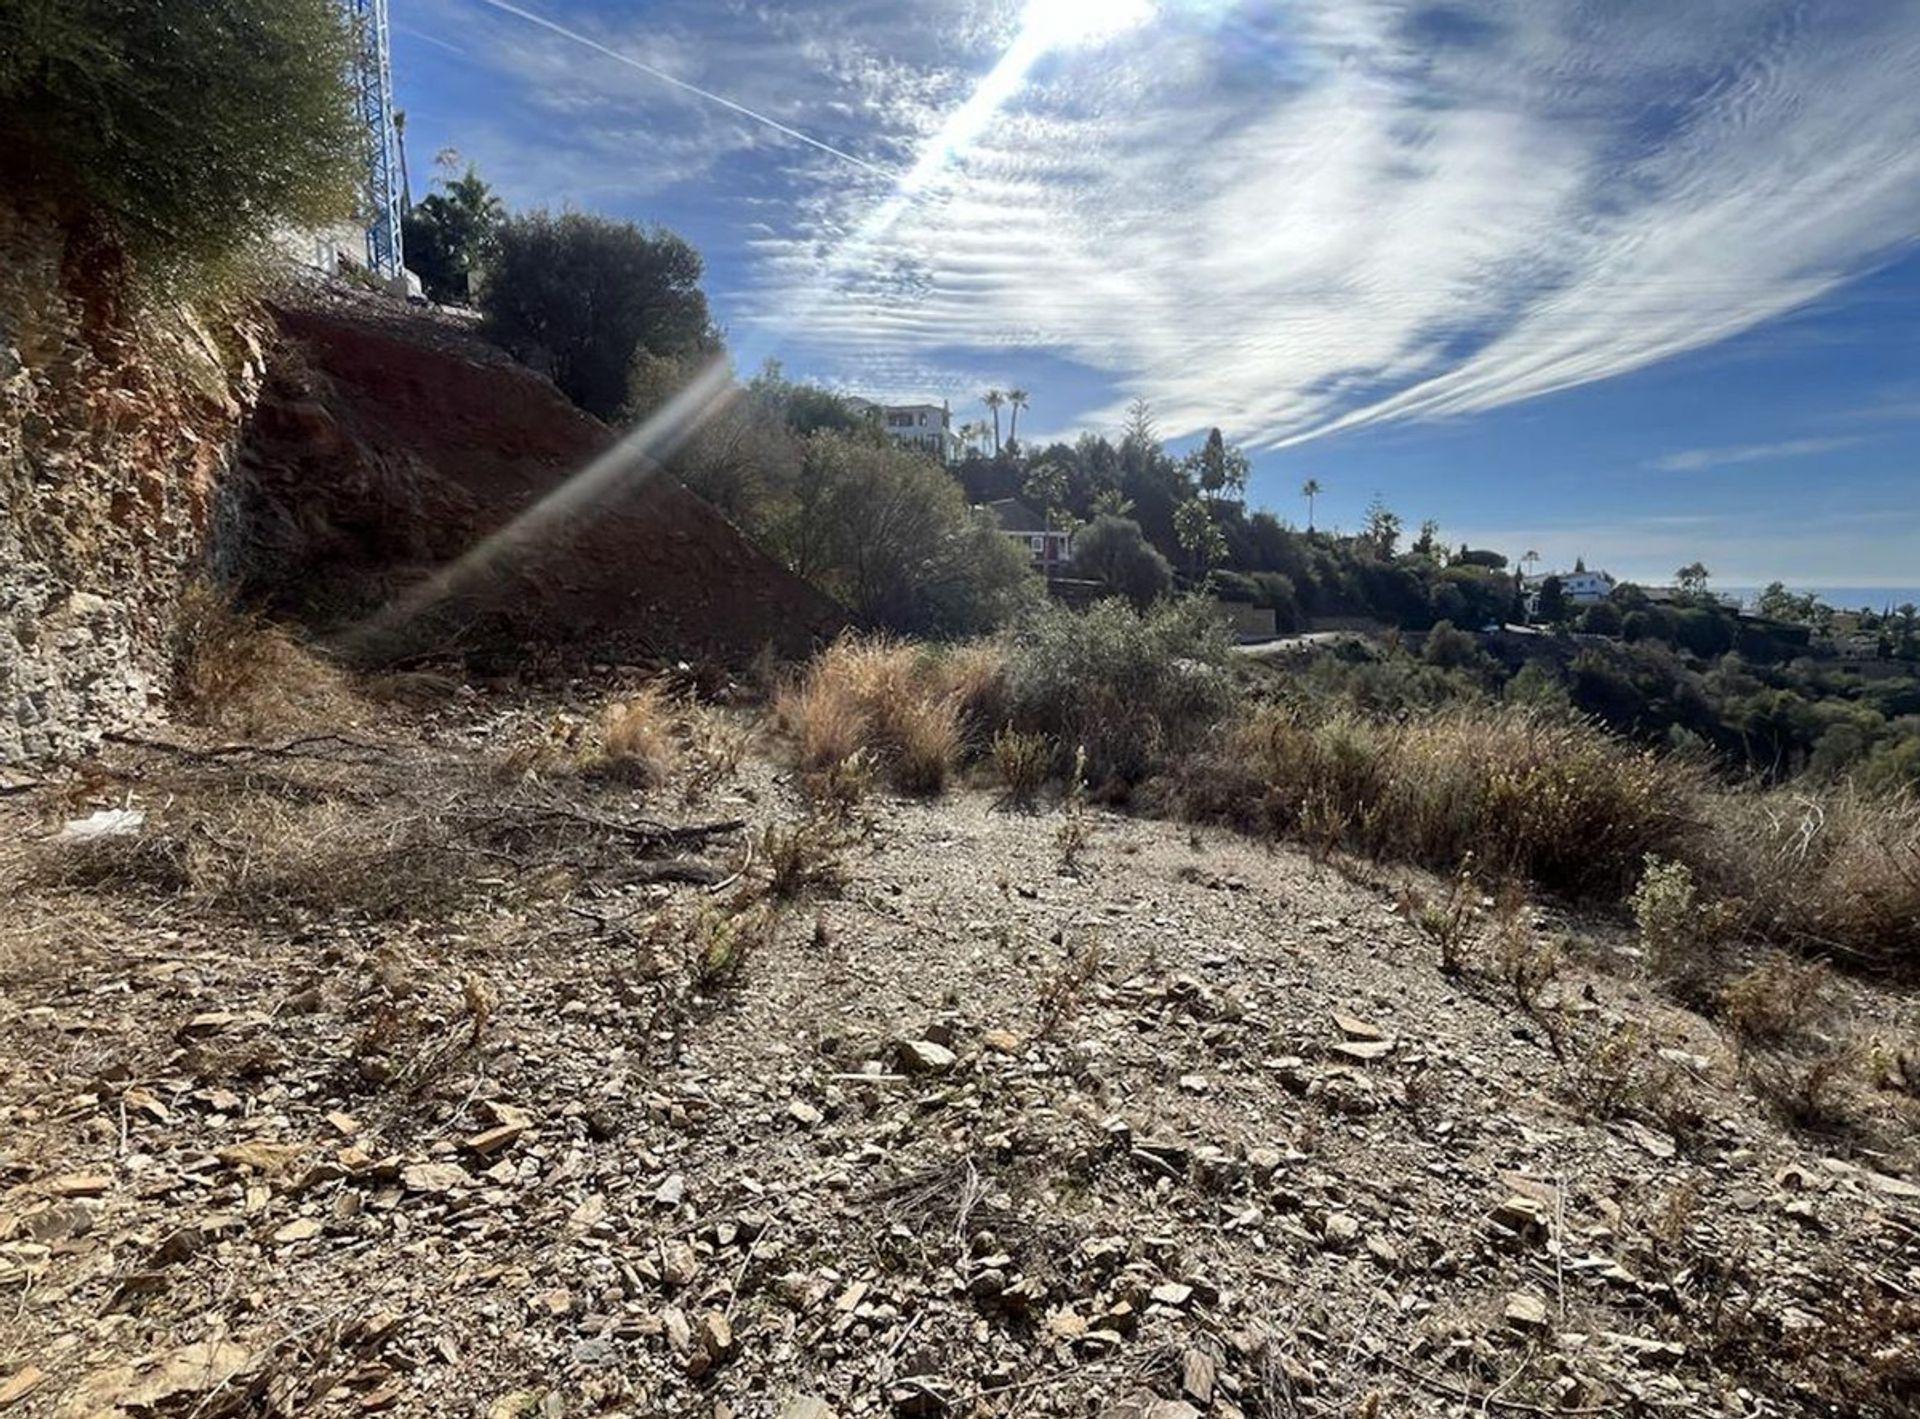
(0, 0, 361, 281)
(480, 210, 715, 422)
(402, 161, 504, 304)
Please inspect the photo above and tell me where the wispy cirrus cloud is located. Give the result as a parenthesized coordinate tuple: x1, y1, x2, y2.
(414, 0, 1920, 450)
(1649, 435, 1865, 473)
(732, 0, 1920, 444)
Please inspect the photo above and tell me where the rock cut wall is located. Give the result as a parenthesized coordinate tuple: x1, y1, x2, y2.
(0, 199, 262, 765)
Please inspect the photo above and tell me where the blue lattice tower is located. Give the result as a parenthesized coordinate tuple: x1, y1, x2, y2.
(344, 0, 405, 279)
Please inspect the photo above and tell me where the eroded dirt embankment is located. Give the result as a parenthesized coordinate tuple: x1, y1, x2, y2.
(3, 254, 843, 770)
(227, 290, 845, 667)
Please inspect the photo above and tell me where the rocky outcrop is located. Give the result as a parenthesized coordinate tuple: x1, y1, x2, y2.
(0, 199, 264, 766)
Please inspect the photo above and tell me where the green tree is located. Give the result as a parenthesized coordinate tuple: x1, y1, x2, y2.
(1021, 460, 1070, 525)
(1580, 601, 1623, 636)
(1173, 499, 1227, 582)
(1123, 398, 1157, 449)
(1363, 497, 1402, 558)
(1676, 561, 1711, 593)
(480, 210, 714, 422)
(1188, 426, 1250, 502)
(768, 432, 1035, 634)
(1006, 387, 1029, 449)
(1536, 575, 1569, 624)
(402, 158, 504, 304)
(0, 0, 361, 281)
(1071, 515, 1174, 609)
(1422, 619, 1479, 670)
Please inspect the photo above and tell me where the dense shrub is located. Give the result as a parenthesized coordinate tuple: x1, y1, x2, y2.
(0, 0, 361, 280)
(481, 210, 714, 421)
(1071, 515, 1173, 609)
(766, 432, 1039, 637)
(1001, 598, 1236, 791)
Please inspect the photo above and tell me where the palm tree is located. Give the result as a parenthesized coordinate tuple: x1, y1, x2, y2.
(1006, 387, 1029, 449)
(983, 389, 1005, 455)
(1522, 549, 1541, 576)
(1300, 478, 1322, 531)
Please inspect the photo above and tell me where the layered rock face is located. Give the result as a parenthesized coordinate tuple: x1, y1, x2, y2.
(0, 201, 263, 765)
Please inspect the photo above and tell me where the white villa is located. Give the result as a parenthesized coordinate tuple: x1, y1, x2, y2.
(845, 397, 960, 463)
(1523, 567, 1615, 614)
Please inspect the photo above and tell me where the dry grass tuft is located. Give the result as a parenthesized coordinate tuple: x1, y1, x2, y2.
(776, 636, 980, 796)
(1697, 787, 1920, 971)
(174, 582, 364, 737)
(25, 786, 469, 921)
(593, 684, 678, 787)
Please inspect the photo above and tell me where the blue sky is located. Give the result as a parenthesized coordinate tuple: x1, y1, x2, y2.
(391, 0, 1920, 591)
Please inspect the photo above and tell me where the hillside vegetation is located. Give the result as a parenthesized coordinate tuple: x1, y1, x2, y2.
(777, 602, 1920, 977)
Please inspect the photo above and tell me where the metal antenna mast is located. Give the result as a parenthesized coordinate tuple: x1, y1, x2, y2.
(344, 0, 405, 279)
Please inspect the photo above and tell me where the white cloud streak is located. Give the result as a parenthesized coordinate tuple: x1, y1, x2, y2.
(1650, 435, 1866, 472)
(729, 0, 1920, 445)
(467, 0, 893, 176)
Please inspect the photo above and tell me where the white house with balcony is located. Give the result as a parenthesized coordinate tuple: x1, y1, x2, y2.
(845, 397, 960, 463)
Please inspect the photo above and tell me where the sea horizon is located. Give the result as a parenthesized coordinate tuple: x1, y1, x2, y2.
(1718, 585, 1920, 614)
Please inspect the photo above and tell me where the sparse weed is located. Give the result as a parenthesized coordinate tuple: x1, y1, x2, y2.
(1742, 1046, 1861, 1133)
(1055, 745, 1091, 875)
(687, 900, 775, 992)
(991, 728, 1051, 808)
(1631, 855, 1734, 999)
(761, 817, 852, 901)
(803, 750, 875, 818)
(679, 702, 749, 804)
(1401, 857, 1477, 974)
(1036, 928, 1104, 1039)
(1720, 953, 1831, 1050)
(1559, 1019, 1697, 1133)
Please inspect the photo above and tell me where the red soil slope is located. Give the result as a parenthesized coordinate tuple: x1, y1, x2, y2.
(226, 287, 844, 664)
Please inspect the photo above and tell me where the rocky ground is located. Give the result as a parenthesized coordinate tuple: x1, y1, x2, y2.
(2, 683, 1918, 1418)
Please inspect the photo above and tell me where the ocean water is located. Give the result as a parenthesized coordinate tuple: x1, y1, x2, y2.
(1721, 586, 1920, 613)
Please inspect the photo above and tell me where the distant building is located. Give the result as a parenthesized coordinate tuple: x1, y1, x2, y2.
(984, 498, 1074, 578)
(846, 397, 959, 463)
(1523, 568, 1616, 608)
(1522, 567, 1617, 618)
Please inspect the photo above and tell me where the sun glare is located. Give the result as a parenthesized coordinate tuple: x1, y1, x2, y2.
(1021, 0, 1157, 50)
